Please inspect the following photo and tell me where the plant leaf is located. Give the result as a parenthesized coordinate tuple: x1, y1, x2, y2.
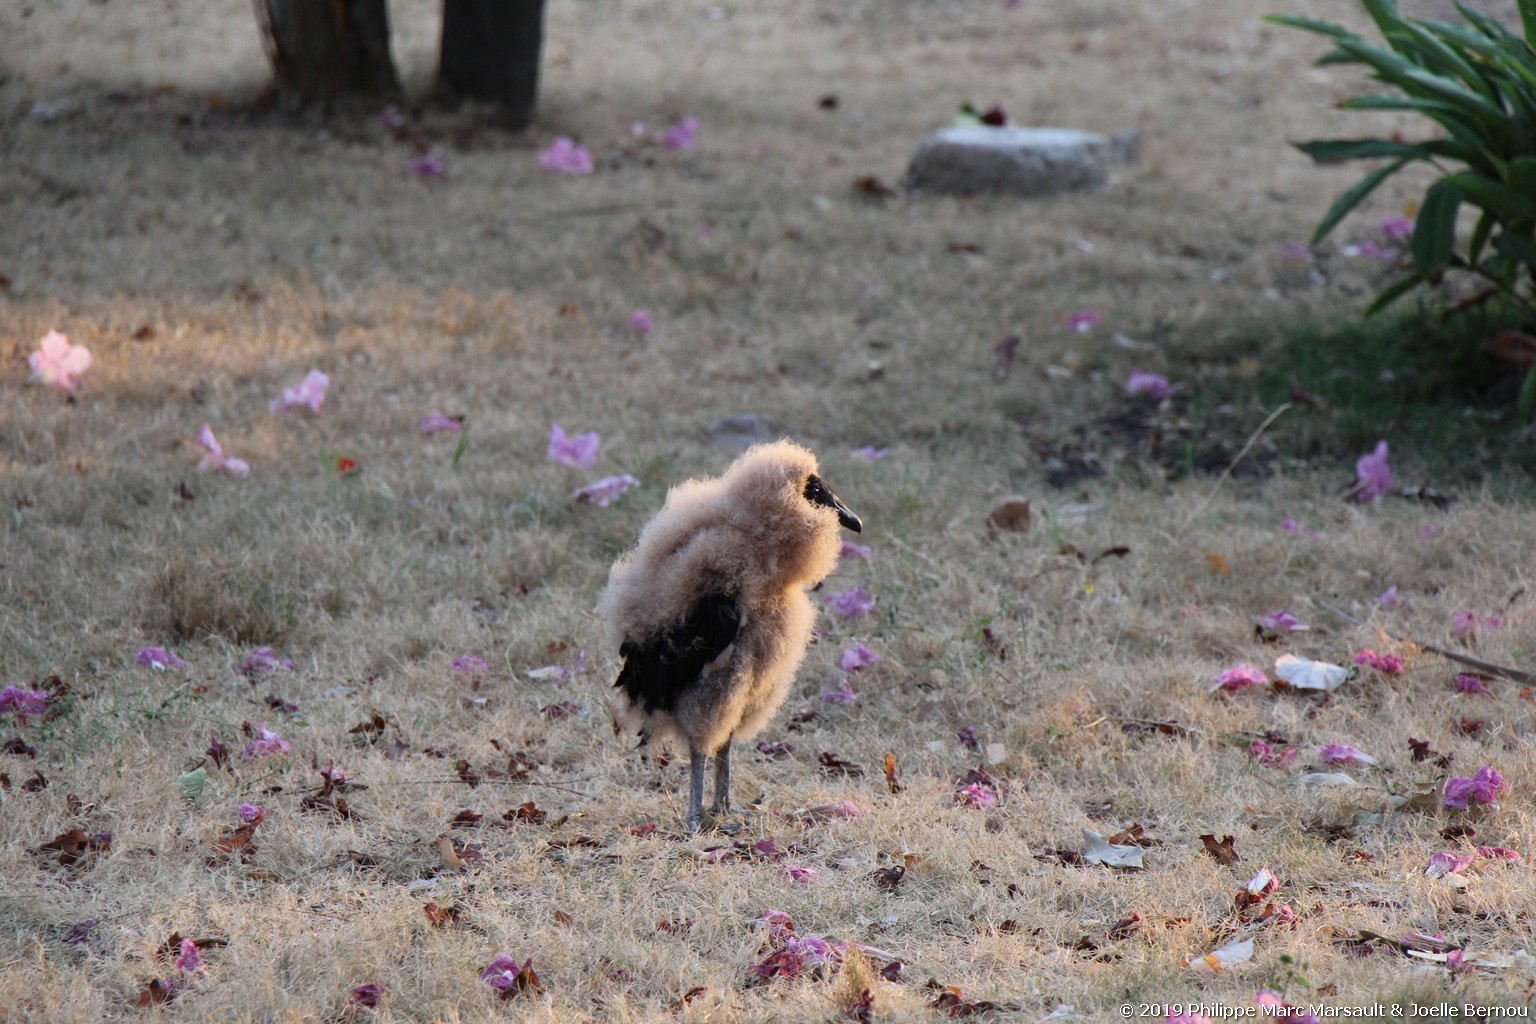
(1263, 14, 1352, 41)
(1310, 157, 1411, 243)
(1413, 180, 1465, 275)
(1519, 364, 1536, 422)
(1296, 138, 1434, 162)
(1492, 230, 1536, 268)
(1443, 171, 1536, 223)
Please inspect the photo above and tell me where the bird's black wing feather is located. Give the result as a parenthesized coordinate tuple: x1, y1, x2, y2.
(615, 592, 741, 714)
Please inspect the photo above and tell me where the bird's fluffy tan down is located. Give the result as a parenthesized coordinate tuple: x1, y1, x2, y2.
(599, 441, 844, 755)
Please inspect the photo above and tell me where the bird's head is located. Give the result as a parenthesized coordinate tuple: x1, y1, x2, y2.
(722, 440, 861, 585)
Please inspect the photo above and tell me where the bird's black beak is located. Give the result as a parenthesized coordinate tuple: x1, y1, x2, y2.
(805, 474, 862, 533)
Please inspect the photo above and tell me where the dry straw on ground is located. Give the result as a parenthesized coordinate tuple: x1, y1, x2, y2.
(2, 1, 1534, 1021)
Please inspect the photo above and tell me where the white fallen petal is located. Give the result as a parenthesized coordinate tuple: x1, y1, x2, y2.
(985, 742, 1008, 765)
(1081, 829, 1144, 869)
(525, 666, 566, 681)
(1187, 936, 1255, 975)
(1300, 772, 1359, 787)
(1275, 654, 1350, 691)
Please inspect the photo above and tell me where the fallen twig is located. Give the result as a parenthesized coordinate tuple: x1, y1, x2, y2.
(1315, 600, 1535, 684)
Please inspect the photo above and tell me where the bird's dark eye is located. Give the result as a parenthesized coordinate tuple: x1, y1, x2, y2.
(802, 475, 822, 501)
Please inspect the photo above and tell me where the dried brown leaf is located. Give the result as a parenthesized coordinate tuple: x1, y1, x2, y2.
(1199, 833, 1241, 865)
(986, 499, 1031, 534)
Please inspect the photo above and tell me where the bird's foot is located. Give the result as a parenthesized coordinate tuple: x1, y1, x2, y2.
(704, 801, 758, 835)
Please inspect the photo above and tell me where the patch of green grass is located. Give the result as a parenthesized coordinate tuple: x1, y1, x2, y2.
(1185, 309, 1536, 491)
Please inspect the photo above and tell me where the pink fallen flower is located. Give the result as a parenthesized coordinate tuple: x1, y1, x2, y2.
(0, 685, 51, 723)
(751, 932, 839, 981)
(1353, 441, 1393, 502)
(135, 646, 187, 670)
(661, 116, 699, 150)
(451, 654, 491, 675)
(850, 446, 888, 460)
(527, 648, 587, 682)
(1063, 310, 1101, 332)
(627, 310, 652, 336)
(1425, 851, 1475, 879)
(839, 540, 872, 560)
(242, 723, 291, 760)
(1342, 239, 1395, 261)
(349, 983, 386, 1008)
(825, 587, 874, 619)
(175, 938, 204, 974)
(1246, 867, 1278, 898)
(1353, 649, 1402, 674)
(1374, 585, 1403, 609)
(1253, 609, 1305, 633)
(1454, 674, 1488, 694)
(1379, 217, 1414, 241)
(1444, 765, 1505, 809)
(539, 137, 593, 175)
(1316, 743, 1376, 767)
(1450, 611, 1502, 639)
(1249, 740, 1297, 768)
(241, 647, 295, 675)
(838, 643, 880, 672)
(269, 369, 329, 415)
(955, 782, 997, 808)
(408, 154, 445, 177)
(784, 864, 819, 884)
(480, 954, 538, 996)
(1125, 370, 1173, 400)
(237, 803, 265, 823)
(1255, 990, 1320, 1024)
(573, 473, 638, 507)
(547, 422, 600, 468)
(28, 330, 93, 391)
(819, 677, 857, 705)
(1212, 664, 1266, 692)
(417, 410, 463, 435)
(755, 908, 795, 937)
(1476, 846, 1521, 861)
(196, 424, 250, 477)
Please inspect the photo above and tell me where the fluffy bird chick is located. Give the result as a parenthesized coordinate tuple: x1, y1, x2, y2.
(600, 440, 862, 831)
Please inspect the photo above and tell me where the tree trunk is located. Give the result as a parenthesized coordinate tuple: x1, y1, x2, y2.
(256, 0, 401, 109)
(439, 0, 547, 129)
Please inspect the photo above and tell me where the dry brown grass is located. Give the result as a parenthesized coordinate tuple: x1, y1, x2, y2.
(3, 1, 1536, 1021)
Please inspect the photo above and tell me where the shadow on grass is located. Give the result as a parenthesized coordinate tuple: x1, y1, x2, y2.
(1184, 308, 1536, 494)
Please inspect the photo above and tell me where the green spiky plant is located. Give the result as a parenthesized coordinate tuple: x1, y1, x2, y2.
(1269, 0, 1536, 419)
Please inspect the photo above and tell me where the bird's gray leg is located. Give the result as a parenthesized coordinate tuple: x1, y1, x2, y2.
(686, 745, 706, 832)
(710, 737, 731, 816)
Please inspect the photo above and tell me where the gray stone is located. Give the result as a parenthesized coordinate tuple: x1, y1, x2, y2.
(904, 126, 1139, 197)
